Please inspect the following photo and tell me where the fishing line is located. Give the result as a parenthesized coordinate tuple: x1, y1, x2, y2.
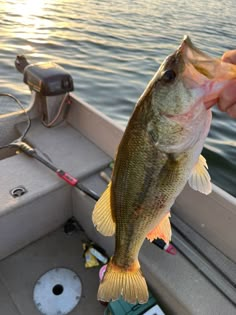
(0, 93, 31, 149)
(41, 93, 71, 128)
(0, 93, 99, 201)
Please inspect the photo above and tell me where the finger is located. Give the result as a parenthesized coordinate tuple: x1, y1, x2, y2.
(204, 98, 219, 110)
(218, 80, 236, 111)
(221, 50, 236, 64)
(226, 104, 236, 118)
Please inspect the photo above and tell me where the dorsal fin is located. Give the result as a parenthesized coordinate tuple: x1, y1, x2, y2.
(188, 154, 212, 195)
(92, 182, 116, 236)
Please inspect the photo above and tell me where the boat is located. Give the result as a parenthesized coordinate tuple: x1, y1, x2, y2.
(0, 57, 235, 315)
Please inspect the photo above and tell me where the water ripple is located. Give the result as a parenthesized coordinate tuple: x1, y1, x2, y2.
(0, 0, 235, 196)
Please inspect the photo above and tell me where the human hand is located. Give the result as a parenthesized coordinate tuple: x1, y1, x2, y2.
(218, 50, 236, 118)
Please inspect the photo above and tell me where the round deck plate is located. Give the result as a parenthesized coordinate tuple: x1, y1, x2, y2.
(33, 268, 82, 315)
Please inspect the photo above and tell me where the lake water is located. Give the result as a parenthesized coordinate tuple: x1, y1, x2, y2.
(0, 0, 235, 196)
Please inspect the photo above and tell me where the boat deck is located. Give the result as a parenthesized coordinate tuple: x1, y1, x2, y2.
(0, 226, 106, 315)
(0, 97, 235, 315)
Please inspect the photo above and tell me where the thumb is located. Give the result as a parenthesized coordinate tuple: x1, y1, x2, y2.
(221, 50, 236, 64)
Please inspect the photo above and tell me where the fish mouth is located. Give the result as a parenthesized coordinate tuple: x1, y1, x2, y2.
(156, 36, 236, 117)
(163, 35, 236, 83)
(183, 36, 236, 79)
(179, 36, 216, 79)
(160, 36, 215, 89)
(177, 36, 236, 109)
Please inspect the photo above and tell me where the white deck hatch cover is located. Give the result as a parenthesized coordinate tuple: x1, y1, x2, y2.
(33, 268, 82, 315)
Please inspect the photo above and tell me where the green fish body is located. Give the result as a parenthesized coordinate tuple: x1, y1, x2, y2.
(93, 36, 236, 304)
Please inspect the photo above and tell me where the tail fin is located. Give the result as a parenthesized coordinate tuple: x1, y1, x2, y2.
(97, 259, 148, 304)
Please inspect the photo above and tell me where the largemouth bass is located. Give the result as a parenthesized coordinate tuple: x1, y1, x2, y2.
(92, 36, 236, 304)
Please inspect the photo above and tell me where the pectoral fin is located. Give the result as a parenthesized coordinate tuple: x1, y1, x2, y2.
(188, 154, 212, 195)
(92, 182, 116, 236)
(146, 212, 172, 243)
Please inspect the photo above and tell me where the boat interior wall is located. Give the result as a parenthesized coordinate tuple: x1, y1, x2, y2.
(174, 184, 236, 263)
(139, 239, 236, 315)
(67, 96, 124, 158)
(0, 181, 71, 260)
(0, 113, 111, 260)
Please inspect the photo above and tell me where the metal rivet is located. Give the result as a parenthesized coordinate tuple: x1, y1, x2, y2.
(10, 186, 27, 198)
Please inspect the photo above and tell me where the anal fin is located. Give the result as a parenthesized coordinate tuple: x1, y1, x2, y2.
(146, 212, 172, 243)
(92, 182, 116, 236)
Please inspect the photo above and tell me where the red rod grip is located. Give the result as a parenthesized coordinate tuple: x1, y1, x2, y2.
(57, 170, 78, 186)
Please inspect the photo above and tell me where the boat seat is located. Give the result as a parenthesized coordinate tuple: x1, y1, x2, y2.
(0, 118, 111, 260)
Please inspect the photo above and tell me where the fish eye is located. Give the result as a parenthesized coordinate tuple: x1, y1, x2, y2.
(161, 69, 176, 83)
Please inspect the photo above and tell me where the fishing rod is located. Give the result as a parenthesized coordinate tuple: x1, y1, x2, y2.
(10, 140, 100, 201)
(9, 134, 177, 255)
(11, 140, 176, 253)
(0, 92, 176, 254)
(0, 93, 99, 201)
